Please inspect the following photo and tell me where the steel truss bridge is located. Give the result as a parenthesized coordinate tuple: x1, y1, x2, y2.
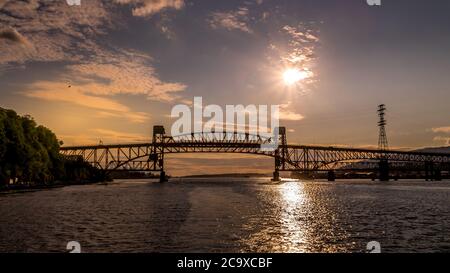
(60, 126, 450, 182)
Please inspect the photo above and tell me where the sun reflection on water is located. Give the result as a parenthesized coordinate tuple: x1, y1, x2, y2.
(277, 180, 310, 252)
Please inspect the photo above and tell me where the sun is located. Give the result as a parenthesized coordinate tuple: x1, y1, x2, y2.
(282, 68, 309, 86)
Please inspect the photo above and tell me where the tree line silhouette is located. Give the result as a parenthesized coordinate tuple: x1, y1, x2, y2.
(0, 108, 106, 189)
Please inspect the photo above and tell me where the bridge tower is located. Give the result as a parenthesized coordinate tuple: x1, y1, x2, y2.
(272, 127, 287, 181)
(377, 104, 389, 181)
(152, 125, 168, 182)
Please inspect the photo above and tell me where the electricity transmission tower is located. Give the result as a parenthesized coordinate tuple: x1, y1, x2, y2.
(377, 104, 388, 151)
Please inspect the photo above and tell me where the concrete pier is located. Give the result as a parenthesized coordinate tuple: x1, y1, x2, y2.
(327, 171, 336, 181)
(379, 159, 389, 181)
(272, 170, 280, 181)
(160, 171, 168, 183)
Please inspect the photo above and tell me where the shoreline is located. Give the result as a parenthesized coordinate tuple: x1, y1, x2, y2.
(0, 180, 108, 195)
(3, 177, 448, 195)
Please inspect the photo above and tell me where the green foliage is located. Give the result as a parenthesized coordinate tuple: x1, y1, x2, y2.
(0, 108, 105, 187)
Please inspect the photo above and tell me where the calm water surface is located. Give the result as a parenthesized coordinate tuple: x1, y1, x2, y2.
(0, 178, 449, 253)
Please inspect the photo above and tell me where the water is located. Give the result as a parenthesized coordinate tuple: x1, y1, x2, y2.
(0, 178, 449, 253)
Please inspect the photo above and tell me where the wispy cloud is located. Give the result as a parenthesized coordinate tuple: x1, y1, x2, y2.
(25, 82, 128, 112)
(432, 126, 450, 134)
(24, 81, 150, 123)
(282, 25, 319, 43)
(0, 27, 30, 45)
(267, 23, 320, 94)
(0, 0, 111, 64)
(279, 102, 304, 121)
(114, 0, 185, 17)
(0, 0, 187, 105)
(60, 128, 149, 145)
(208, 7, 252, 33)
(91, 128, 149, 142)
(277, 24, 319, 68)
(95, 111, 149, 123)
(433, 136, 450, 145)
(431, 126, 450, 145)
(66, 49, 187, 102)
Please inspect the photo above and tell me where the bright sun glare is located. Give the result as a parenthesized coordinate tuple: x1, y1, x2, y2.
(283, 68, 308, 85)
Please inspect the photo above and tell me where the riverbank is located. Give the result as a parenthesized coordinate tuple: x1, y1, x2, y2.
(0, 180, 110, 194)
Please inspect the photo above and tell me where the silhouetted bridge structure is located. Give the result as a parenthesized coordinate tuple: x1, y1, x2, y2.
(60, 126, 450, 182)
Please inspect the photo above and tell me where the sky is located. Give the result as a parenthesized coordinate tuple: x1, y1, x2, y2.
(1, 0, 450, 175)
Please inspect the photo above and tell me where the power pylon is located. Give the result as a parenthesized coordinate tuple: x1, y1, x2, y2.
(377, 104, 388, 151)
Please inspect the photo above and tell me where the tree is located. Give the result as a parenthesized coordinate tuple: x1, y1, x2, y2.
(0, 108, 105, 186)
(0, 108, 58, 185)
(0, 107, 106, 188)
(0, 110, 8, 185)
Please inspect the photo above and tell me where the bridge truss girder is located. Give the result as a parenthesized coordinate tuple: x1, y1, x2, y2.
(60, 143, 450, 173)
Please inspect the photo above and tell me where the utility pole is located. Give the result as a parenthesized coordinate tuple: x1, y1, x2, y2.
(378, 104, 388, 151)
(377, 104, 389, 181)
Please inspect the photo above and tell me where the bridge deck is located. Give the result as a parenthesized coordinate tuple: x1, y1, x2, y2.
(60, 143, 450, 158)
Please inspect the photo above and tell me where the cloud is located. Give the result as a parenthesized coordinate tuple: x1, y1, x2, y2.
(57, 133, 101, 146)
(96, 111, 150, 123)
(282, 25, 319, 43)
(0, 27, 34, 63)
(25, 82, 128, 112)
(266, 23, 320, 94)
(279, 110, 304, 121)
(66, 49, 187, 102)
(433, 136, 450, 145)
(0, 0, 187, 102)
(114, 0, 185, 17)
(208, 7, 252, 33)
(0, 0, 187, 64)
(278, 24, 319, 69)
(432, 126, 450, 134)
(24, 81, 150, 123)
(431, 126, 450, 145)
(0, 27, 30, 45)
(0, 0, 112, 63)
(279, 102, 304, 121)
(60, 129, 149, 145)
(90, 128, 149, 142)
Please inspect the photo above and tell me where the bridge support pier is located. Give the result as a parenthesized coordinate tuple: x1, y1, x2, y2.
(425, 162, 442, 181)
(160, 171, 168, 183)
(272, 170, 280, 182)
(434, 169, 442, 181)
(425, 162, 433, 181)
(379, 159, 389, 181)
(327, 171, 336, 182)
(272, 152, 281, 181)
